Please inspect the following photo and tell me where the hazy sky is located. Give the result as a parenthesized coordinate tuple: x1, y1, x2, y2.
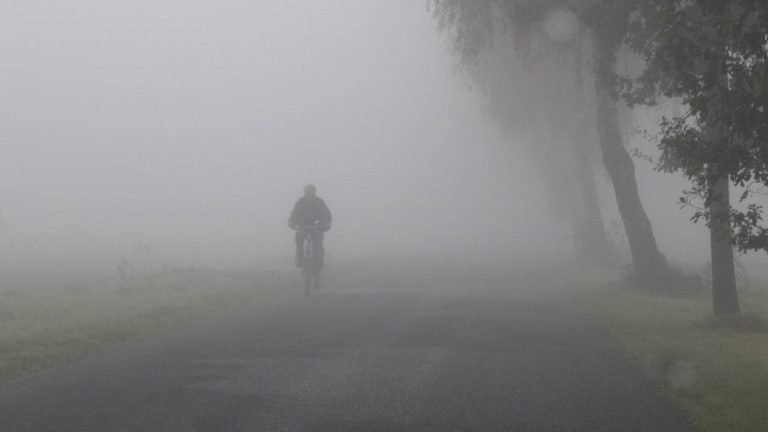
(1, 0, 764, 277)
(0, 0, 554, 270)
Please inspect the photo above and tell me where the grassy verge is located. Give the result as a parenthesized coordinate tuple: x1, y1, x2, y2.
(571, 264, 768, 432)
(0, 268, 300, 382)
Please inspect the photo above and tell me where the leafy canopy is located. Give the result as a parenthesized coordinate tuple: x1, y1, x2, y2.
(623, 0, 768, 251)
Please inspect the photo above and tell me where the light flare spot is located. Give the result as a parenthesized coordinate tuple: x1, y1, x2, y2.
(542, 8, 579, 43)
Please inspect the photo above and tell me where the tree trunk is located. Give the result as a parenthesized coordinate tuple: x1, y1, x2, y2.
(592, 35, 667, 279)
(572, 143, 610, 259)
(709, 177, 740, 316)
(571, 34, 610, 260)
(706, 44, 740, 316)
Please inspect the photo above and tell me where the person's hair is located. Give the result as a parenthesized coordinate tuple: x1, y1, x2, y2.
(304, 184, 317, 195)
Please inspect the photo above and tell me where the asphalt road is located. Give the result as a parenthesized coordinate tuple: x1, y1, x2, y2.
(0, 262, 691, 431)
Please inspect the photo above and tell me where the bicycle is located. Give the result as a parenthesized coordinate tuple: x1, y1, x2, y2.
(294, 225, 322, 296)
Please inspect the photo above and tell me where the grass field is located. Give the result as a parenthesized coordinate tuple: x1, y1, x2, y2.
(572, 264, 768, 432)
(0, 268, 301, 382)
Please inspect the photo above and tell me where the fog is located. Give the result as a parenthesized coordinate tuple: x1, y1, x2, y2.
(1, 1, 554, 277)
(1, 0, 765, 280)
(3, 4, 768, 429)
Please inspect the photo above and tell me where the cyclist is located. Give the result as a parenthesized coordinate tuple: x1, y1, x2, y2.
(288, 184, 332, 269)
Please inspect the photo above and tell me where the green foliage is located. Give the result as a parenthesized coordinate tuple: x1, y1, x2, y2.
(574, 265, 768, 432)
(622, 0, 768, 251)
(429, 0, 576, 64)
(429, 0, 603, 219)
(0, 269, 292, 381)
(429, 0, 500, 63)
(705, 312, 768, 332)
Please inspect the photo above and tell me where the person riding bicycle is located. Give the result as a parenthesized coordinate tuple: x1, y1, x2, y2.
(288, 184, 332, 268)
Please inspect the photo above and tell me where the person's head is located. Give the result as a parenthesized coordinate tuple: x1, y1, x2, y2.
(303, 183, 317, 197)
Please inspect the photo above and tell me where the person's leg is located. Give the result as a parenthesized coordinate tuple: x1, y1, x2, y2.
(311, 231, 325, 269)
(294, 230, 306, 268)
(310, 231, 324, 289)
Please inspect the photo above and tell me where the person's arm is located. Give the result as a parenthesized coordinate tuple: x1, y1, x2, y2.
(321, 200, 332, 231)
(288, 200, 300, 228)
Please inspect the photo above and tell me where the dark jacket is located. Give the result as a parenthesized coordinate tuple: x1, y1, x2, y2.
(289, 196, 332, 230)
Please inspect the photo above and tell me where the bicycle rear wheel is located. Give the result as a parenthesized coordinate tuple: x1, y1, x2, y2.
(302, 248, 314, 296)
(303, 269, 312, 296)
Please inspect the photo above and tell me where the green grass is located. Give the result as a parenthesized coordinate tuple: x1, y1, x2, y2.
(0, 268, 298, 382)
(572, 264, 768, 432)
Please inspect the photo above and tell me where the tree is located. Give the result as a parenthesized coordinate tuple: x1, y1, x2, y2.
(431, 0, 669, 281)
(469, 36, 611, 259)
(622, 0, 768, 315)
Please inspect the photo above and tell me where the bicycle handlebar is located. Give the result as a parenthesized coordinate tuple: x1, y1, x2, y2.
(292, 224, 322, 231)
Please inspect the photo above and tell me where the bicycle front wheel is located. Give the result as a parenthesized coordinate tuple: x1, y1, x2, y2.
(304, 270, 312, 296)
(302, 251, 314, 296)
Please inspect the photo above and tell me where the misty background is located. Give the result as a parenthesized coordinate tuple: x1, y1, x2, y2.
(1, 0, 764, 281)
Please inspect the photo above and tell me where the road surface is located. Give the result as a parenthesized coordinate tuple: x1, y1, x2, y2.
(0, 261, 691, 431)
